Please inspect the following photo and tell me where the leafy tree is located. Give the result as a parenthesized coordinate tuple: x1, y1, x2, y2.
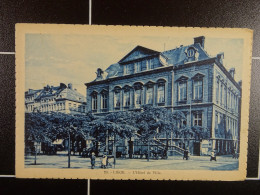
(25, 112, 94, 167)
(86, 111, 138, 156)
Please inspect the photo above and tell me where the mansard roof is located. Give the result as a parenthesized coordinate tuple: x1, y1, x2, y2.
(88, 38, 212, 83)
(162, 43, 210, 65)
(29, 83, 86, 103)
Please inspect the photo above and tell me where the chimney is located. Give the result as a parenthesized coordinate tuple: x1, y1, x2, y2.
(229, 68, 235, 78)
(28, 89, 33, 94)
(194, 36, 205, 48)
(216, 52, 224, 64)
(68, 83, 73, 89)
(238, 80, 242, 87)
(60, 83, 67, 89)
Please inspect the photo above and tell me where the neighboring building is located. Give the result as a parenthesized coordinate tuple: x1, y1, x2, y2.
(85, 36, 241, 156)
(25, 83, 87, 115)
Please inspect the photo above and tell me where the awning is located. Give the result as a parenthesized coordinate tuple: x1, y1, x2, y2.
(52, 139, 64, 145)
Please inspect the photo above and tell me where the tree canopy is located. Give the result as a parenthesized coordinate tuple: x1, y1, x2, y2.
(25, 106, 210, 147)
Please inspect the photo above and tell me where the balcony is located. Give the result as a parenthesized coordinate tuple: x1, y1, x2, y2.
(192, 99, 202, 103)
(157, 102, 165, 106)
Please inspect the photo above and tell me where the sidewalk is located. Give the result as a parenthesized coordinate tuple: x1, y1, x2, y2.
(25, 154, 239, 170)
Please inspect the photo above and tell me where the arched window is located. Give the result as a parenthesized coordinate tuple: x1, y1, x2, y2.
(135, 61, 141, 73)
(114, 86, 121, 109)
(157, 79, 166, 105)
(101, 90, 108, 111)
(90, 91, 98, 112)
(133, 82, 143, 108)
(176, 76, 188, 103)
(192, 73, 204, 101)
(145, 81, 155, 105)
(123, 85, 131, 108)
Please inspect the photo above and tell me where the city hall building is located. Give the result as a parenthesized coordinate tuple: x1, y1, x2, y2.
(85, 36, 241, 156)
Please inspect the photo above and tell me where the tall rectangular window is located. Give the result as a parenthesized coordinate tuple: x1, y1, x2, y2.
(92, 94, 97, 111)
(178, 82, 187, 101)
(124, 64, 131, 75)
(135, 89, 141, 107)
(157, 84, 165, 103)
(223, 87, 226, 107)
(147, 58, 153, 70)
(146, 87, 153, 104)
(216, 81, 219, 103)
(178, 114, 187, 128)
(114, 91, 120, 108)
(101, 93, 108, 109)
(193, 80, 203, 100)
(124, 91, 130, 107)
(135, 62, 141, 73)
(231, 93, 233, 110)
(220, 84, 223, 105)
(215, 112, 218, 129)
(193, 112, 202, 126)
(227, 91, 230, 108)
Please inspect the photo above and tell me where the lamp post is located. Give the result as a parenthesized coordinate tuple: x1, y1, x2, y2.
(147, 137, 150, 162)
(34, 142, 37, 165)
(68, 130, 71, 168)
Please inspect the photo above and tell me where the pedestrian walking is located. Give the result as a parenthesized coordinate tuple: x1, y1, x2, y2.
(183, 149, 189, 160)
(90, 152, 96, 169)
(101, 154, 108, 168)
(210, 150, 217, 161)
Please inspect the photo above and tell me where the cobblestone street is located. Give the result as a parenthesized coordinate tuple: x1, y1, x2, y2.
(25, 152, 239, 170)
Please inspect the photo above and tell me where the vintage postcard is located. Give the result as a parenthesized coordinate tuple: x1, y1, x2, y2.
(16, 24, 252, 180)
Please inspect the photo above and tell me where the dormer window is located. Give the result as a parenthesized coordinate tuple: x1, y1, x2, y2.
(187, 48, 195, 57)
(146, 58, 154, 70)
(124, 64, 132, 75)
(185, 47, 199, 62)
(134, 62, 141, 73)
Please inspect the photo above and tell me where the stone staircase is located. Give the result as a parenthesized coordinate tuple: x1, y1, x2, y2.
(135, 132, 185, 156)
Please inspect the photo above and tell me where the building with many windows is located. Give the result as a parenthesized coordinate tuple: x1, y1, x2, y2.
(25, 83, 87, 115)
(85, 36, 241, 156)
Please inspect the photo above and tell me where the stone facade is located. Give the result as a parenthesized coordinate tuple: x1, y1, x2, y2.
(85, 36, 241, 156)
(25, 83, 87, 115)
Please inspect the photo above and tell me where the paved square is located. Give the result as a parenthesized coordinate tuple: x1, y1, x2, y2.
(25, 152, 238, 171)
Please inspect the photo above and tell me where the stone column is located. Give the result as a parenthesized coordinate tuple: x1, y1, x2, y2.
(120, 90, 123, 110)
(153, 84, 157, 106)
(97, 94, 101, 113)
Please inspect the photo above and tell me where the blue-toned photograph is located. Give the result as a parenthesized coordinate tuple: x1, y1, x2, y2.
(23, 27, 245, 173)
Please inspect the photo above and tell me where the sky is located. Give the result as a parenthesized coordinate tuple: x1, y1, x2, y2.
(25, 33, 244, 95)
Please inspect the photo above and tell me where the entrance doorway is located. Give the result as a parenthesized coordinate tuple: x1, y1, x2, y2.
(193, 142, 200, 156)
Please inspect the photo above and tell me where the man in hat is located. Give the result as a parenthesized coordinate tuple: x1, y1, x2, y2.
(210, 149, 217, 161)
(90, 152, 96, 169)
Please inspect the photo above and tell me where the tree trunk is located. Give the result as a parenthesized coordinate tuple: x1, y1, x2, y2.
(113, 133, 116, 167)
(34, 145, 37, 165)
(68, 133, 71, 168)
(147, 139, 150, 162)
(106, 130, 108, 153)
